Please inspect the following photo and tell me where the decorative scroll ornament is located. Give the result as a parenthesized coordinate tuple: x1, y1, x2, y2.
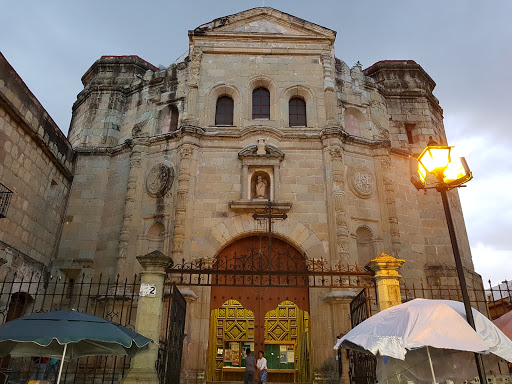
(348, 165, 375, 198)
(146, 163, 174, 197)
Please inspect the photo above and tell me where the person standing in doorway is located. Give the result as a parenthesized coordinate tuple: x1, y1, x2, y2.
(256, 350, 267, 384)
(244, 348, 256, 384)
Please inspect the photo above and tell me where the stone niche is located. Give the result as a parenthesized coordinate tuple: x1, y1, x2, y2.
(229, 138, 292, 212)
(250, 169, 272, 200)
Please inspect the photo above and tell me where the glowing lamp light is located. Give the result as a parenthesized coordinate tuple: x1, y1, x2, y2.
(417, 145, 452, 175)
(412, 140, 472, 189)
(443, 156, 472, 186)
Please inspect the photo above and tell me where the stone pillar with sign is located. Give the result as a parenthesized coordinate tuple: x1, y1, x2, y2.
(122, 250, 172, 384)
(366, 253, 404, 311)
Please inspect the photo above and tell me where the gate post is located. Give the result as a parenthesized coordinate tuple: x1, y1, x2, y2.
(122, 250, 172, 384)
(366, 253, 404, 311)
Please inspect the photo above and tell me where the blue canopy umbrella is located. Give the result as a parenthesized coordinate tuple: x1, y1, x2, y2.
(0, 310, 152, 384)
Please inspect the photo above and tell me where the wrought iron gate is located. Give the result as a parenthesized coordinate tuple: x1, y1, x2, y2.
(158, 284, 187, 384)
(348, 288, 376, 384)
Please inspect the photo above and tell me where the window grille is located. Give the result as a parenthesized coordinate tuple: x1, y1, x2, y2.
(0, 183, 13, 218)
(252, 87, 270, 119)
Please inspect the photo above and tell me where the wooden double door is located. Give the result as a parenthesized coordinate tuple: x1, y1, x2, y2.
(208, 236, 311, 382)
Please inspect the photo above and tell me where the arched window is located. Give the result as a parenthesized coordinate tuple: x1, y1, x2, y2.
(252, 87, 270, 119)
(289, 97, 307, 127)
(215, 96, 234, 125)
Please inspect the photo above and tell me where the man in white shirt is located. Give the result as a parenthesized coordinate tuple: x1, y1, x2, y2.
(256, 350, 268, 384)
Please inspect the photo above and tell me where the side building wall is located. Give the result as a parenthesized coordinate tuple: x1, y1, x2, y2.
(0, 53, 74, 280)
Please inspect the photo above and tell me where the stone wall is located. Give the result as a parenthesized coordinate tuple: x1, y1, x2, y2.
(0, 53, 73, 277)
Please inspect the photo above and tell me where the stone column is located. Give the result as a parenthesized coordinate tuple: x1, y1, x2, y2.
(366, 253, 405, 311)
(122, 250, 172, 384)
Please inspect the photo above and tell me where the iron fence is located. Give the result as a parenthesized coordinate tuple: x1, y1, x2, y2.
(401, 277, 511, 320)
(168, 255, 375, 289)
(0, 272, 140, 384)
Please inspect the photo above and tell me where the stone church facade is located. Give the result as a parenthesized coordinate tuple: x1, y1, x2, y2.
(1, 7, 479, 383)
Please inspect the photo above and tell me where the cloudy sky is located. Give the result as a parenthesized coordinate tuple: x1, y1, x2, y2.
(1, 1, 510, 285)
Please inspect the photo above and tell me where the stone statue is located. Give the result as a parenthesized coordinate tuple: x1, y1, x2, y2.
(255, 176, 268, 199)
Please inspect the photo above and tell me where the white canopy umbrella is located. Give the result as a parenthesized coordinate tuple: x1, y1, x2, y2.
(334, 299, 512, 383)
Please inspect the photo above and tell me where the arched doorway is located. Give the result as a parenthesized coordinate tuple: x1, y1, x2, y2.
(208, 235, 310, 382)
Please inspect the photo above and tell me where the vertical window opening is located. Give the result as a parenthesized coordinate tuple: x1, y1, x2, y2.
(169, 105, 179, 132)
(162, 105, 179, 134)
(289, 97, 307, 127)
(405, 123, 415, 144)
(215, 96, 234, 125)
(252, 87, 270, 119)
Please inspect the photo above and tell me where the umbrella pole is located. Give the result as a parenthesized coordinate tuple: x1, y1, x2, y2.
(56, 344, 67, 384)
(426, 346, 437, 384)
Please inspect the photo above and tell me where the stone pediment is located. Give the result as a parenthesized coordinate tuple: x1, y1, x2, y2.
(238, 143, 285, 160)
(193, 7, 336, 40)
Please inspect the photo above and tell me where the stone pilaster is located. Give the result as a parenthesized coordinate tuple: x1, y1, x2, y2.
(379, 157, 401, 257)
(321, 131, 351, 266)
(322, 52, 337, 123)
(321, 140, 338, 264)
(117, 144, 146, 276)
(122, 250, 172, 384)
(171, 145, 195, 262)
(330, 146, 351, 264)
(101, 91, 125, 146)
(185, 48, 202, 123)
(366, 253, 404, 311)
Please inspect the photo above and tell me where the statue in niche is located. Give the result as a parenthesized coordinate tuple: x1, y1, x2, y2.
(255, 176, 267, 198)
(252, 173, 269, 200)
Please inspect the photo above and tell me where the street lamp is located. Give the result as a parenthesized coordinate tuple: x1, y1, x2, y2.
(411, 138, 487, 383)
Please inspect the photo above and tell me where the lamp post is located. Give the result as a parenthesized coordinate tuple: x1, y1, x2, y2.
(411, 138, 487, 384)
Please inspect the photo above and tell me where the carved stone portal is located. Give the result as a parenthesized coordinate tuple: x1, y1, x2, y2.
(146, 163, 175, 198)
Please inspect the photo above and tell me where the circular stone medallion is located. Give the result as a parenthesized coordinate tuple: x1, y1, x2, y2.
(146, 163, 174, 197)
(348, 165, 375, 198)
